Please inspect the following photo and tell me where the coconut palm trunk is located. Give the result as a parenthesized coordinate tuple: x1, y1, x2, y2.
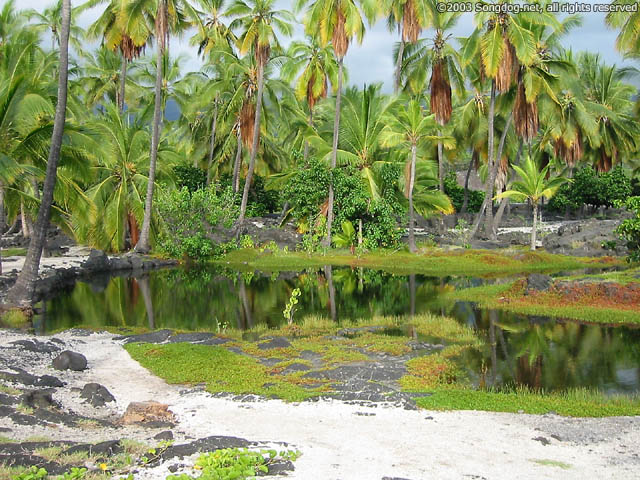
(303, 110, 313, 161)
(324, 57, 344, 246)
(530, 202, 538, 251)
(325, 265, 337, 322)
(205, 100, 219, 181)
(461, 154, 474, 213)
(0, 181, 5, 235)
(492, 139, 523, 233)
(135, 2, 166, 254)
(232, 130, 242, 193)
(394, 39, 404, 94)
(437, 139, 444, 192)
(237, 61, 265, 224)
(408, 143, 417, 252)
(487, 114, 513, 239)
(5, 0, 71, 306)
(119, 54, 127, 113)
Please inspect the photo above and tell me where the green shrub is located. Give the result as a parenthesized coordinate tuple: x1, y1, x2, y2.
(443, 172, 484, 213)
(550, 166, 632, 212)
(173, 165, 207, 193)
(156, 186, 239, 260)
(281, 158, 331, 223)
(219, 174, 279, 217)
(615, 196, 640, 262)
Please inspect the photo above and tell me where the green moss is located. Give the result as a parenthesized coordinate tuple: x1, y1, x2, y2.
(415, 387, 640, 417)
(1, 248, 26, 256)
(216, 248, 615, 277)
(125, 343, 324, 402)
(0, 309, 29, 328)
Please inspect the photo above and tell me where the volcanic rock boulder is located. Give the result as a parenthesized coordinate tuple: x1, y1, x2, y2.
(80, 383, 115, 407)
(52, 351, 87, 371)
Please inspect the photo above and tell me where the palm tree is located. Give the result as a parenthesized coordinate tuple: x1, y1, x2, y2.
(127, 0, 200, 253)
(6, 0, 72, 307)
(296, 0, 367, 246)
(76, 104, 177, 252)
(382, 99, 453, 252)
(383, 0, 431, 93)
(27, 0, 84, 52)
(606, 0, 640, 56)
(0, 0, 27, 47)
(228, 0, 293, 225)
(80, 0, 150, 112)
(281, 37, 339, 160)
(496, 156, 567, 250)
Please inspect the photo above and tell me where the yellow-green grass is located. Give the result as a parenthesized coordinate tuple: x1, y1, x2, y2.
(448, 282, 640, 325)
(415, 387, 640, 417)
(0, 247, 26, 256)
(215, 248, 618, 277)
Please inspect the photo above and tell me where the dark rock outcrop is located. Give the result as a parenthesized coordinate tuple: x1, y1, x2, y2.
(80, 383, 115, 407)
(52, 351, 88, 371)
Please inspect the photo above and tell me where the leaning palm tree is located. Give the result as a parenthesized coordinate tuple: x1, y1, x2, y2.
(496, 156, 567, 251)
(296, 0, 368, 246)
(127, 0, 200, 253)
(6, 0, 72, 307)
(228, 0, 293, 225)
(381, 99, 454, 252)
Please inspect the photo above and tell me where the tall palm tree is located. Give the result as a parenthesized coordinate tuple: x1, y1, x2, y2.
(383, 0, 431, 93)
(281, 37, 339, 160)
(27, 0, 84, 52)
(497, 156, 567, 250)
(80, 0, 150, 112)
(128, 0, 200, 253)
(382, 99, 453, 252)
(228, 0, 293, 225)
(296, 0, 367, 246)
(6, 0, 72, 307)
(606, 0, 640, 56)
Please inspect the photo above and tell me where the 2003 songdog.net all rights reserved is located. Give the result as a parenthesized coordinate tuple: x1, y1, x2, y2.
(435, 1, 639, 14)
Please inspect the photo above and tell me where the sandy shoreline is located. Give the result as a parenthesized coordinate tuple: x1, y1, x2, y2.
(1, 330, 639, 479)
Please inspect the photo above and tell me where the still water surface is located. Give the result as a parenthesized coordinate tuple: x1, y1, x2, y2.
(35, 266, 640, 395)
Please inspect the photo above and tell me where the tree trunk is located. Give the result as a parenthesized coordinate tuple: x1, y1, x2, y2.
(470, 80, 496, 239)
(531, 202, 538, 251)
(409, 274, 416, 317)
(138, 276, 154, 329)
(20, 201, 32, 239)
(492, 139, 523, 234)
(325, 265, 337, 322)
(0, 180, 6, 235)
(394, 39, 405, 94)
(460, 155, 474, 213)
(324, 57, 344, 247)
(408, 143, 417, 253)
(437, 140, 444, 193)
(238, 275, 253, 328)
(237, 60, 265, 224)
(119, 54, 127, 113)
(358, 218, 363, 247)
(135, 6, 166, 254)
(487, 113, 513, 240)
(205, 100, 219, 183)
(5, 0, 71, 307)
(232, 131, 242, 193)
(303, 109, 313, 161)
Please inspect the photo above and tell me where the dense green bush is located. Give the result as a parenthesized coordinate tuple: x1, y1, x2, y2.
(549, 166, 632, 212)
(443, 172, 485, 213)
(156, 186, 238, 260)
(219, 174, 280, 217)
(283, 160, 401, 248)
(615, 196, 640, 262)
(173, 165, 207, 193)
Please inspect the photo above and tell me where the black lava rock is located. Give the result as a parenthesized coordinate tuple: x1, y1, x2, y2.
(52, 351, 88, 371)
(20, 390, 58, 409)
(525, 273, 552, 293)
(257, 337, 292, 350)
(80, 383, 115, 407)
(154, 430, 174, 441)
(9, 339, 61, 354)
(63, 440, 123, 457)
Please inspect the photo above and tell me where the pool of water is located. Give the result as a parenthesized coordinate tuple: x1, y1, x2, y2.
(32, 266, 640, 395)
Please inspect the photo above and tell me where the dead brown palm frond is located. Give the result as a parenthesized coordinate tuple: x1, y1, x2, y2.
(120, 34, 145, 61)
(402, 0, 421, 44)
(554, 130, 583, 167)
(430, 60, 452, 126)
(332, 8, 349, 59)
(319, 198, 329, 217)
(495, 154, 508, 191)
(306, 73, 327, 110)
(597, 148, 615, 173)
(496, 36, 517, 92)
(239, 101, 256, 150)
(513, 78, 538, 141)
(256, 43, 270, 68)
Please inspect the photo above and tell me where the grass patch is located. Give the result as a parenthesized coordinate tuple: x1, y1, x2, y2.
(0, 309, 30, 328)
(216, 248, 617, 277)
(16, 403, 33, 415)
(1, 247, 26, 256)
(415, 387, 640, 417)
(530, 458, 572, 469)
(33, 446, 63, 461)
(125, 343, 324, 402)
(0, 436, 15, 444)
(0, 384, 20, 396)
(449, 280, 640, 325)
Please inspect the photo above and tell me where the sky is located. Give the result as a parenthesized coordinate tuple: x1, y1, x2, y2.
(5, 0, 638, 91)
